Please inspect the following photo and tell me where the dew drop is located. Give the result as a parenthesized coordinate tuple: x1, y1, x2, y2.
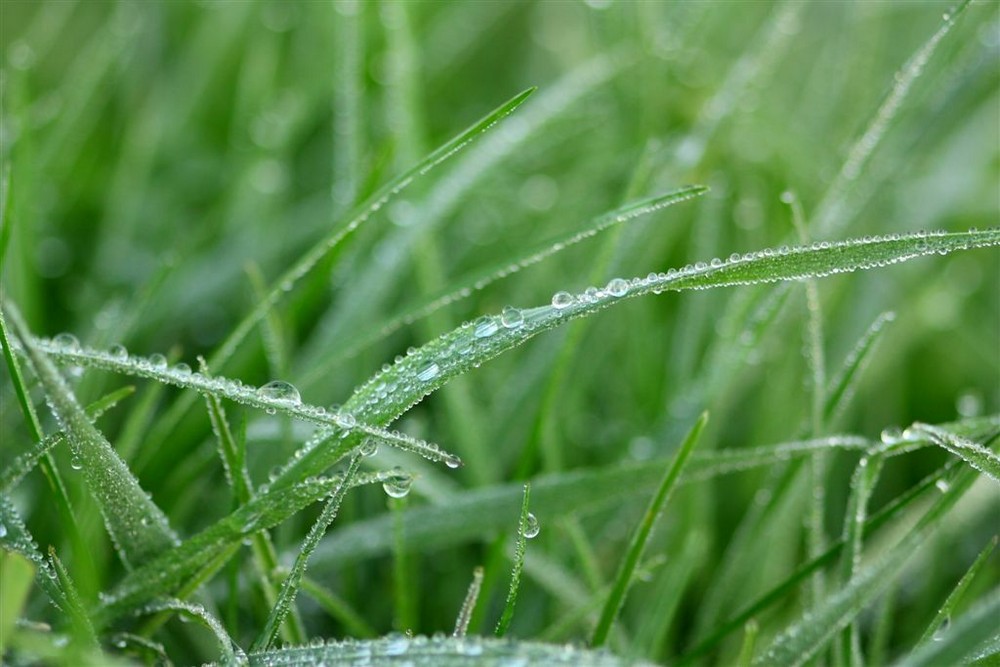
(336, 411, 356, 429)
(417, 362, 440, 382)
(53, 333, 80, 352)
(70, 455, 83, 471)
(935, 479, 950, 493)
(444, 454, 462, 469)
(606, 278, 629, 297)
(880, 427, 902, 444)
(174, 362, 192, 376)
(0, 522, 7, 538)
(148, 353, 168, 370)
(109, 344, 128, 361)
(382, 467, 412, 498)
(259, 380, 301, 405)
(473, 316, 499, 338)
(551, 291, 574, 309)
(522, 512, 540, 539)
(360, 440, 379, 457)
(500, 306, 524, 328)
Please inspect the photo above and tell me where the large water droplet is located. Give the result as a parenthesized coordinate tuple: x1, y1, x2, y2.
(417, 362, 440, 382)
(606, 278, 629, 297)
(259, 380, 301, 404)
(551, 291, 574, 309)
(522, 512, 540, 539)
(382, 467, 412, 498)
(148, 353, 168, 370)
(109, 344, 128, 361)
(473, 316, 498, 338)
(335, 411, 356, 429)
(53, 333, 80, 352)
(0, 522, 7, 538)
(174, 362, 192, 376)
(500, 306, 524, 329)
(444, 454, 462, 469)
(880, 427, 902, 445)
(70, 455, 83, 471)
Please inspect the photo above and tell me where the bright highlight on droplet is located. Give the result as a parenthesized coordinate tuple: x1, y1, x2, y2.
(551, 291, 574, 309)
(382, 467, 412, 498)
(259, 380, 301, 405)
(522, 512, 540, 539)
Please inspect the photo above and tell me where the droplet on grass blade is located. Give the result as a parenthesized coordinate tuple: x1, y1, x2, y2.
(522, 512, 540, 539)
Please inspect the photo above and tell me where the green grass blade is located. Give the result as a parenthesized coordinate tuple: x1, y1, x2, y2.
(47, 547, 97, 648)
(453, 566, 484, 638)
(909, 422, 1000, 481)
(898, 588, 1000, 667)
(136, 599, 245, 666)
(5, 306, 178, 568)
(251, 454, 361, 652)
(824, 311, 896, 425)
(495, 483, 532, 637)
(298, 576, 376, 639)
(915, 534, 998, 647)
(738, 620, 759, 667)
(752, 461, 980, 667)
(591, 412, 707, 647)
(0, 493, 69, 611)
(246, 635, 657, 667)
(0, 550, 34, 656)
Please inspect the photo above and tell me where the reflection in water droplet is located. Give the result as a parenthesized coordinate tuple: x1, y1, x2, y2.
(417, 362, 440, 382)
(148, 353, 168, 370)
(53, 333, 80, 352)
(109, 344, 128, 361)
(606, 278, 629, 297)
(473, 316, 498, 338)
(174, 362, 192, 376)
(522, 512, 540, 539)
(551, 291, 574, 309)
(500, 306, 524, 329)
(444, 454, 462, 469)
(382, 467, 412, 498)
(259, 380, 301, 404)
(360, 440, 379, 457)
(70, 455, 83, 471)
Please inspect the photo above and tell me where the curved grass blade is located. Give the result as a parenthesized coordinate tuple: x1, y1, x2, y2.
(4, 307, 178, 569)
(244, 635, 656, 667)
(47, 548, 97, 649)
(0, 493, 68, 611)
(251, 454, 361, 652)
(1, 386, 135, 492)
(301, 186, 708, 378)
(752, 461, 980, 667)
(29, 339, 460, 469)
(136, 599, 246, 666)
(495, 483, 532, 638)
(591, 412, 707, 647)
(915, 534, 998, 647)
(824, 311, 896, 425)
(898, 589, 1000, 667)
(909, 422, 1000, 481)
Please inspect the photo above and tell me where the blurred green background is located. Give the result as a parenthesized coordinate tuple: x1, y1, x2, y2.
(1, 1, 997, 664)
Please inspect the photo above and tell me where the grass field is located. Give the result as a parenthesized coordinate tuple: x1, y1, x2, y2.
(1, 1, 998, 665)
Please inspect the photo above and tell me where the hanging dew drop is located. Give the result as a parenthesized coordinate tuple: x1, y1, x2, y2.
(522, 512, 540, 539)
(53, 333, 80, 352)
(382, 467, 412, 498)
(605, 278, 629, 297)
(551, 291, 574, 309)
(259, 380, 301, 405)
(473, 315, 499, 338)
(70, 455, 83, 471)
(444, 454, 462, 469)
(109, 344, 128, 361)
(500, 306, 524, 329)
(417, 362, 440, 382)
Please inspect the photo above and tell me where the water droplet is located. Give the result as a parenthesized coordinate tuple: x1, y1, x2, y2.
(148, 353, 168, 370)
(174, 362, 192, 376)
(935, 479, 950, 493)
(444, 454, 462, 469)
(0, 522, 7, 538)
(606, 278, 629, 297)
(880, 427, 902, 444)
(473, 316, 499, 338)
(522, 512, 540, 539)
(259, 380, 301, 405)
(70, 455, 83, 471)
(109, 344, 128, 361)
(382, 467, 412, 498)
(360, 440, 379, 457)
(336, 411, 356, 428)
(780, 190, 795, 204)
(53, 333, 80, 352)
(417, 362, 440, 382)
(551, 291, 574, 309)
(500, 306, 524, 329)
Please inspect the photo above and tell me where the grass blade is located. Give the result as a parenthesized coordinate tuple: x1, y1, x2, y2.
(898, 589, 1000, 667)
(824, 311, 896, 425)
(453, 566, 484, 638)
(591, 412, 707, 647)
(495, 483, 533, 638)
(136, 599, 245, 666)
(909, 422, 1000, 481)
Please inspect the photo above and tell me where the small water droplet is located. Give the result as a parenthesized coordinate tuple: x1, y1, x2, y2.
(473, 315, 499, 338)
(53, 333, 80, 352)
(500, 306, 524, 329)
(522, 512, 540, 539)
(606, 278, 629, 297)
(259, 380, 301, 405)
(382, 467, 412, 498)
(336, 411, 356, 428)
(148, 353, 168, 370)
(551, 291, 574, 309)
(880, 427, 902, 444)
(109, 344, 128, 361)
(444, 454, 462, 469)
(70, 455, 83, 471)
(360, 440, 379, 457)
(935, 479, 950, 493)
(174, 362, 192, 376)
(0, 522, 7, 538)
(417, 362, 440, 382)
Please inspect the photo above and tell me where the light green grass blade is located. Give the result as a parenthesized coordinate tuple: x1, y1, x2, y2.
(5, 307, 178, 568)
(752, 459, 981, 667)
(0, 493, 68, 612)
(898, 589, 1000, 667)
(910, 422, 1000, 482)
(495, 483, 532, 637)
(298, 576, 376, 639)
(251, 454, 361, 652)
(0, 386, 134, 492)
(0, 550, 34, 656)
(453, 566, 484, 638)
(47, 547, 97, 648)
(592, 412, 707, 647)
(824, 311, 896, 425)
(915, 534, 998, 647)
(244, 635, 657, 667)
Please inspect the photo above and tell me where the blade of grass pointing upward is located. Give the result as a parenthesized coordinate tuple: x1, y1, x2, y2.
(592, 412, 708, 648)
(495, 483, 533, 638)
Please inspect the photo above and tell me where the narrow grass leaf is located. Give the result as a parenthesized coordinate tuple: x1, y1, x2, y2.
(47, 548, 97, 648)
(824, 311, 896, 425)
(898, 589, 1000, 667)
(453, 566, 484, 637)
(0, 493, 68, 611)
(909, 422, 1000, 482)
(252, 454, 362, 652)
(915, 534, 997, 647)
(592, 412, 707, 647)
(298, 576, 376, 639)
(137, 599, 245, 666)
(6, 308, 178, 568)
(245, 635, 656, 667)
(495, 483, 533, 638)
(738, 620, 759, 667)
(752, 461, 980, 667)
(0, 550, 34, 655)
